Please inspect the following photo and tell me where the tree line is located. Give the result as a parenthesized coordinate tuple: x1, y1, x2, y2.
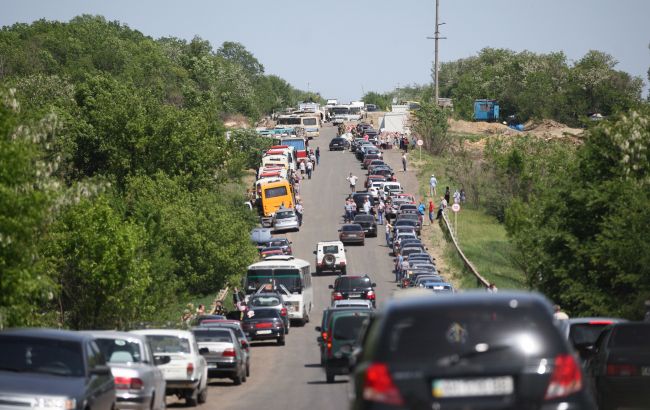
(0, 15, 307, 329)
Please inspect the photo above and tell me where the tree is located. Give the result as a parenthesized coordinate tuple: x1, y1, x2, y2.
(362, 92, 391, 111)
(411, 102, 451, 155)
(217, 41, 264, 79)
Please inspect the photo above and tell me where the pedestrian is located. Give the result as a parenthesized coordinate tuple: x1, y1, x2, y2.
(418, 200, 425, 219)
(394, 252, 403, 282)
(404, 137, 408, 153)
(429, 174, 438, 197)
(444, 186, 450, 204)
(453, 189, 461, 204)
(487, 284, 498, 293)
(315, 147, 320, 165)
(295, 201, 304, 226)
(196, 304, 206, 315)
(553, 305, 569, 320)
(400, 258, 409, 285)
(299, 160, 306, 175)
(350, 200, 357, 218)
(428, 199, 435, 224)
(212, 300, 224, 315)
(377, 200, 385, 225)
(401, 153, 407, 172)
(346, 173, 358, 193)
(344, 199, 353, 223)
(436, 196, 447, 220)
(385, 222, 393, 246)
(306, 160, 313, 179)
(309, 152, 316, 170)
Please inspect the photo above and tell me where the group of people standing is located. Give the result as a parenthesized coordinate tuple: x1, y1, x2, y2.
(429, 173, 466, 220)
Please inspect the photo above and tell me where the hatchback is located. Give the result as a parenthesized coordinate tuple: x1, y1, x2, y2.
(350, 291, 595, 409)
(330, 275, 377, 308)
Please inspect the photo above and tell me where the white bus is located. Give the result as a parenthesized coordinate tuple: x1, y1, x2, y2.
(243, 255, 312, 324)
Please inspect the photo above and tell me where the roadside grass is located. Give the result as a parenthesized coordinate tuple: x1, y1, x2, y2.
(412, 150, 526, 290)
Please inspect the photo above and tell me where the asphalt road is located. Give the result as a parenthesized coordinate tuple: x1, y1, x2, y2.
(178, 125, 403, 410)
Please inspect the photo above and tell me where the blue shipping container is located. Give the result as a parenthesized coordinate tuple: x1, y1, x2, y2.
(474, 99, 500, 122)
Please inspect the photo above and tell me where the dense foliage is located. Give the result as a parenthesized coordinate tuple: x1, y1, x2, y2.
(0, 15, 309, 329)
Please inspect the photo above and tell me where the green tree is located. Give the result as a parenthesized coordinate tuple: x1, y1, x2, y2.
(217, 41, 264, 78)
(411, 102, 451, 155)
(362, 91, 391, 111)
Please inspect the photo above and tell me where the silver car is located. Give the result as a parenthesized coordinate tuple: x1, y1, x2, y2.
(192, 327, 247, 385)
(87, 331, 166, 410)
(272, 208, 299, 232)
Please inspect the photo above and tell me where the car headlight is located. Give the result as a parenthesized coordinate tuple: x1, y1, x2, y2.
(36, 397, 76, 410)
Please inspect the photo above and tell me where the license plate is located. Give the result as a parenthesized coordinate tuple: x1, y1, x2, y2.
(642, 367, 650, 376)
(208, 363, 218, 369)
(257, 330, 272, 335)
(348, 294, 362, 298)
(432, 376, 514, 398)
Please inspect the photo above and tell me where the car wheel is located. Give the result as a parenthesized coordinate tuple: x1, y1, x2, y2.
(232, 372, 242, 385)
(197, 386, 208, 404)
(277, 336, 285, 346)
(246, 362, 250, 377)
(184, 390, 197, 407)
(241, 368, 247, 383)
(341, 267, 347, 275)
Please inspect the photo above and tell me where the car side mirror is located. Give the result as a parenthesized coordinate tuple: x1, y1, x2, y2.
(315, 326, 322, 332)
(328, 284, 334, 289)
(154, 355, 172, 366)
(198, 347, 209, 355)
(90, 365, 111, 376)
(372, 283, 377, 287)
(317, 336, 324, 343)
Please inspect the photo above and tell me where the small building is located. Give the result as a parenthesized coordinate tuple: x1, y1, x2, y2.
(474, 99, 499, 122)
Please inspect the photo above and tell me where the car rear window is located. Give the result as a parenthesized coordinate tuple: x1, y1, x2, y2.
(147, 335, 191, 354)
(250, 295, 282, 307)
(569, 323, 611, 346)
(322, 245, 339, 254)
(336, 277, 372, 290)
(193, 329, 233, 343)
(342, 224, 363, 231)
(96, 338, 143, 364)
(245, 309, 280, 320)
(334, 315, 371, 340)
(355, 215, 374, 222)
(609, 325, 650, 348)
(376, 305, 562, 363)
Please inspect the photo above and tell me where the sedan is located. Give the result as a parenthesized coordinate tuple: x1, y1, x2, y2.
(339, 224, 365, 245)
(192, 327, 247, 385)
(241, 308, 286, 345)
(329, 137, 347, 151)
(353, 214, 377, 237)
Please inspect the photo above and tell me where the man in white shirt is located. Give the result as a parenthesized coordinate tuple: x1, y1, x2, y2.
(295, 201, 304, 226)
(429, 174, 438, 197)
(346, 173, 358, 193)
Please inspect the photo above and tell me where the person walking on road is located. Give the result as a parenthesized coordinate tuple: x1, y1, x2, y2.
(401, 153, 407, 172)
(394, 252, 403, 283)
(306, 160, 313, 179)
(346, 173, 358, 193)
(385, 222, 393, 247)
(428, 200, 435, 224)
(377, 200, 385, 225)
(315, 147, 320, 165)
(344, 199, 353, 223)
(429, 174, 438, 197)
(553, 305, 569, 320)
(363, 197, 371, 214)
(295, 201, 304, 226)
(309, 152, 316, 170)
(299, 160, 306, 176)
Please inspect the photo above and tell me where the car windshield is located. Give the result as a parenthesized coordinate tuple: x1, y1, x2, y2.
(275, 211, 295, 219)
(250, 295, 282, 307)
(322, 245, 339, 254)
(336, 277, 372, 290)
(342, 225, 363, 231)
(609, 325, 650, 349)
(333, 315, 371, 340)
(303, 118, 317, 126)
(245, 309, 280, 320)
(268, 239, 288, 247)
(0, 336, 84, 377)
(95, 338, 142, 364)
(245, 268, 302, 294)
(264, 186, 288, 198)
(147, 335, 191, 354)
(377, 305, 562, 364)
(569, 323, 612, 346)
(193, 329, 233, 343)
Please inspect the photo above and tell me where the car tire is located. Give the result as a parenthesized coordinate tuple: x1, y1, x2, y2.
(341, 267, 347, 275)
(184, 390, 197, 407)
(242, 368, 247, 383)
(316, 267, 321, 275)
(197, 386, 208, 404)
(326, 369, 335, 383)
(233, 372, 243, 385)
(277, 336, 285, 346)
(246, 362, 250, 377)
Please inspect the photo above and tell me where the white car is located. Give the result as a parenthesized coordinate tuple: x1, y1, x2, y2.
(368, 181, 385, 201)
(314, 241, 347, 275)
(272, 207, 300, 232)
(131, 329, 208, 406)
(380, 181, 403, 200)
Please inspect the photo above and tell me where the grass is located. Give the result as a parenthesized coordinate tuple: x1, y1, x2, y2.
(412, 150, 526, 290)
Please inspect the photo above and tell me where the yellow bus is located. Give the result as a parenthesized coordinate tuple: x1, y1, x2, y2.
(260, 179, 295, 219)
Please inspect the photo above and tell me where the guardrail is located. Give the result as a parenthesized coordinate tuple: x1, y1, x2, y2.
(440, 209, 491, 288)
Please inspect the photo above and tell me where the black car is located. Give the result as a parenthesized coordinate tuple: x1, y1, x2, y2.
(329, 137, 347, 151)
(351, 192, 374, 210)
(350, 291, 595, 409)
(330, 275, 377, 308)
(586, 322, 650, 409)
(0, 328, 116, 410)
(396, 213, 422, 234)
(353, 214, 377, 237)
(316, 307, 374, 366)
(241, 308, 286, 345)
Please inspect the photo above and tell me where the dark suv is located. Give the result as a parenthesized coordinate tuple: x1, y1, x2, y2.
(350, 291, 595, 409)
(329, 137, 347, 151)
(329, 275, 377, 308)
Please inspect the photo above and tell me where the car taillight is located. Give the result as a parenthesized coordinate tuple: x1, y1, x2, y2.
(223, 348, 237, 358)
(114, 376, 144, 390)
(281, 308, 288, 316)
(544, 354, 582, 400)
(186, 362, 194, 378)
(331, 292, 343, 301)
(340, 261, 346, 266)
(606, 363, 639, 376)
(367, 290, 376, 300)
(362, 363, 404, 406)
(321, 331, 327, 340)
(326, 330, 333, 356)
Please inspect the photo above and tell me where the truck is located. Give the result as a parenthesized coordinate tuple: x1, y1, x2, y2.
(474, 99, 499, 122)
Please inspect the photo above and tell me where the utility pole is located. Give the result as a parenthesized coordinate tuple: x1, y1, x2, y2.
(427, 0, 446, 106)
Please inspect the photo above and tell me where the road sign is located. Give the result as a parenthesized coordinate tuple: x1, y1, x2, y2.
(451, 203, 461, 213)
(417, 139, 424, 146)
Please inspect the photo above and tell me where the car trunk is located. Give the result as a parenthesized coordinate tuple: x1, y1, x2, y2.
(155, 353, 193, 380)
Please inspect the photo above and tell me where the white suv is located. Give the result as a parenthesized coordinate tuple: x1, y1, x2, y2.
(314, 241, 347, 275)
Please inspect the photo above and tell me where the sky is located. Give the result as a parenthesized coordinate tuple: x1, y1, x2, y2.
(2, 0, 649, 102)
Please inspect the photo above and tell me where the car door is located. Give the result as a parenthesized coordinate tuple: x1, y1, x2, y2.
(144, 341, 166, 409)
(191, 337, 208, 391)
(86, 341, 115, 410)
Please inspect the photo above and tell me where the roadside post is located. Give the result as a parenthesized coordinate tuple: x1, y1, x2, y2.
(451, 203, 460, 241)
(417, 139, 423, 161)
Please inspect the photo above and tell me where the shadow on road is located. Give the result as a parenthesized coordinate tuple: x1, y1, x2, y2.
(307, 379, 348, 385)
(304, 363, 321, 368)
(207, 380, 238, 387)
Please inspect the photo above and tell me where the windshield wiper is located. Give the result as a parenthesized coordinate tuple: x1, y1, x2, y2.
(437, 344, 513, 367)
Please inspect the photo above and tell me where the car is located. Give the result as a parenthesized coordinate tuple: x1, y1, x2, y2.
(339, 224, 365, 245)
(130, 329, 208, 406)
(362, 155, 382, 169)
(409, 261, 437, 272)
(192, 314, 227, 326)
(266, 237, 292, 254)
(0, 328, 116, 410)
(353, 214, 377, 237)
(197, 320, 251, 379)
(315, 307, 374, 366)
(349, 291, 595, 409)
(381, 182, 403, 200)
(259, 246, 284, 258)
(192, 327, 247, 385)
(426, 282, 455, 293)
(247, 292, 290, 334)
(241, 308, 286, 345)
(392, 232, 417, 255)
(367, 181, 386, 200)
(87, 331, 167, 410)
(586, 322, 650, 409)
(394, 218, 419, 235)
(365, 174, 387, 189)
(559, 317, 626, 364)
(365, 104, 378, 112)
(364, 159, 385, 170)
(272, 207, 299, 232)
(396, 212, 422, 233)
(323, 310, 373, 383)
(369, 168, 395, 182)
(329, 137, 347, 151)
(250, 227, 272, 250)
(329, 275, 377, 307)
(408, 252, 435, 263)
(315, 240, 347, 275)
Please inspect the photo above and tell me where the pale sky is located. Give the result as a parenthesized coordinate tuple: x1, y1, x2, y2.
(2, 0, 649, 102)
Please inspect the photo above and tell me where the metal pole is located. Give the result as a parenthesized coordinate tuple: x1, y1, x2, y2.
(434, 0, 440, 106)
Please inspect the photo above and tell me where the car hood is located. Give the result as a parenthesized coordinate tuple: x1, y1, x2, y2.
(0, 371, 86, 397)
